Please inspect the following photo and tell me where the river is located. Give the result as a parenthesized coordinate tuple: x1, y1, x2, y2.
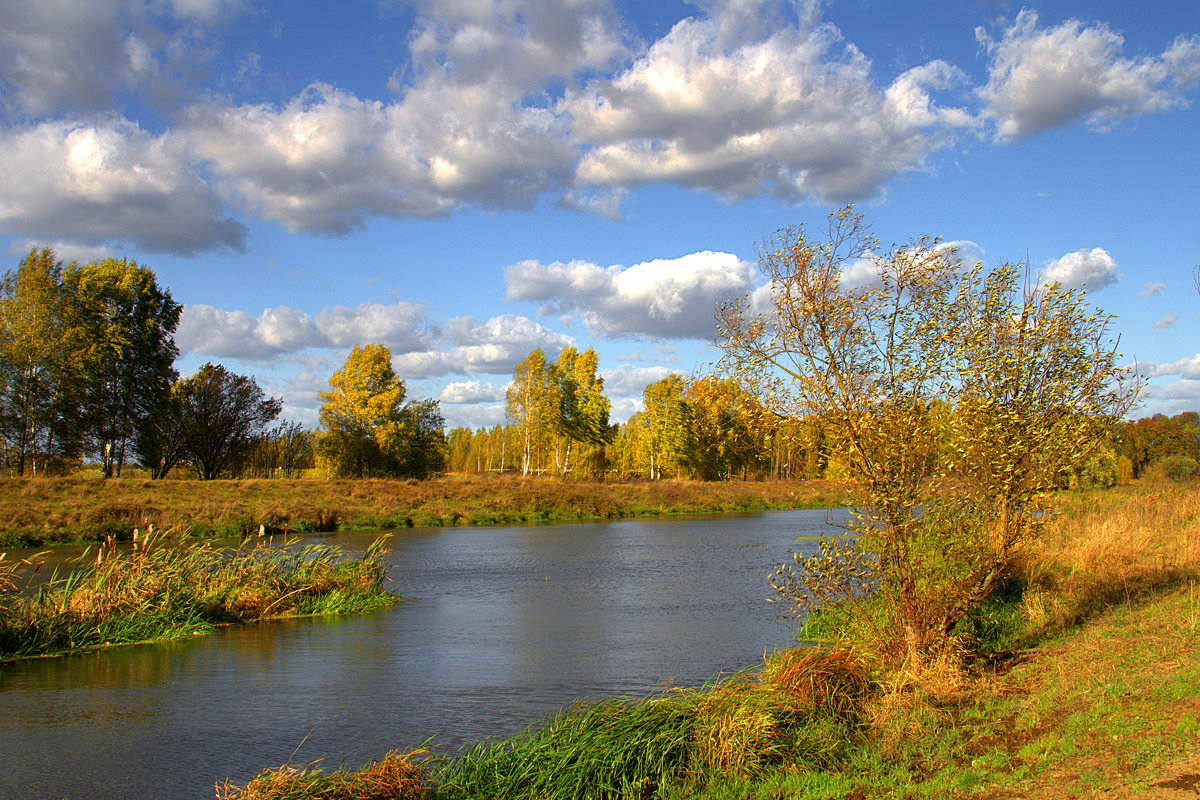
(0, 507, 849, 800)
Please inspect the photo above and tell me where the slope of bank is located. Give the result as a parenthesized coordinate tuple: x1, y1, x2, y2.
(0, 475, 857, 547)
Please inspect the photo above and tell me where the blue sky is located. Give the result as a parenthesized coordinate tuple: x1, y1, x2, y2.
(1, 0, 1198, 428)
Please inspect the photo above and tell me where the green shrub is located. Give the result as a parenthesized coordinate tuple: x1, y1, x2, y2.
(1160, 455, 1199, 481)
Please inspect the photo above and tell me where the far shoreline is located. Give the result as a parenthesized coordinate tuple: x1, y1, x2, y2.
(0, 474, 859, 548)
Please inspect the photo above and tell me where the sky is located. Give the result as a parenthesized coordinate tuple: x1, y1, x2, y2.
(1, 0, 1198, 429)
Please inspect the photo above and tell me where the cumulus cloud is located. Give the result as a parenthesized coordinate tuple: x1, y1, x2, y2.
(438, 380, 509, 404)
(506, 250, 755, 339)
(6, 239, 117, 265)
(0, 118, 246, 255)
(393, 314, 575, 378)
(564, 4, 974, 203)
(1138, 281, 1168, 297)
(978, 10, 1200, 141)
(316, 300, 434, 351)
(3, 2, 1198, 253)
(1143, 355, 1200, 380)
(601, 365, 678, 398)
(183, 79, 576, 233)
(0, 0, 244, 116)
(175, 299, 436, 360)
(1152, 379, 1200, 401)
(1040, 247, 1118, 290)
(1153, 314, 1180, 330)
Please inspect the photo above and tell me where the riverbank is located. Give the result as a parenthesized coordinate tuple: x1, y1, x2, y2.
(221, 478, 1200, 799)
(0, 533, 396, 661)
(0, 475, 856, 547)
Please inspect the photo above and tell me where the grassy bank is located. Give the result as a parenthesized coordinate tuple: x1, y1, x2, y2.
(219, 477, 1200, 799)
(0, 532, 396, 661)
(0, 475, 856, 547)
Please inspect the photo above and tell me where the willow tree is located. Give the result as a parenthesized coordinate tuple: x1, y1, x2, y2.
(717, 207, 962, 660)
(938, 262, 1142, 636)
(718, 206, 1139, 664)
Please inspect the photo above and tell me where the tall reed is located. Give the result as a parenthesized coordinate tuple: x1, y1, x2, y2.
(0, 530, 395, 660)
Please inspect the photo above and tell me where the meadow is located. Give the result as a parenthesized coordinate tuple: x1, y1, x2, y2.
(217, 477, 1200, 799)
(0, 474, 857, 547)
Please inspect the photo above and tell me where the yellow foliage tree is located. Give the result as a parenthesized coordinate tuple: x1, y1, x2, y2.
(318, 344, 408, 478)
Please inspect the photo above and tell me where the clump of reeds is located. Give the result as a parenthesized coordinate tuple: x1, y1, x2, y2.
(0, 530, 396, 660)
(222, 647, 874, 800)
(691, 648, 871, 779)
(436, 692, 701, 799)
(216, 750, 431, 800)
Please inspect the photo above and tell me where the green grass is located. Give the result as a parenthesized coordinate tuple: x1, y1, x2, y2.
(0, 531, 397, 660)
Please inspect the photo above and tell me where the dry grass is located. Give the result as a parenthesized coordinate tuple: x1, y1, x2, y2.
(216, 749, 431, 800)
(0, 474, 858, 546)
(1023, 479, 1200, 631)
(692, 648, 872, 778)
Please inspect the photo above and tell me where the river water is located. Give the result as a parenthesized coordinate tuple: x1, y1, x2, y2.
(0, 508, 848, 800)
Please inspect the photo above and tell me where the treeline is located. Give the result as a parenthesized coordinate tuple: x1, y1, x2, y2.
(447, 351, 829, 481)
(0, 248, 445, 481)
(447, 346, 1196, 486)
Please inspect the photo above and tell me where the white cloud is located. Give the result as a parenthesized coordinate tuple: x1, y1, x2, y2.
(978, 10, 1200, 141)
(175, 305, 269, 360)
(3, 2, 1198, 254)
(440, 402, 509, 430)
(601, 365, 678, 398)
(438, 380, 509, 404)
(1153, 314, 1179, 330)
(394, 314, 575, 378)
(1040, 247, 1118, 291)
(6, 239, 118, 265)
(183, 79, 576, 233)
(0, 0, 244, 116)
(564, 4, 973, 203)
(0, 118, 246, 255)
(176, 300, 436, 360)
(315, 300, 434, 351)
(1145, 355, 1200, 380)
(1138, 281, 1167, 297)
(1153, 378, 1200, 401)
(506, 250, 755, 339)
(609, 396, 642, 423)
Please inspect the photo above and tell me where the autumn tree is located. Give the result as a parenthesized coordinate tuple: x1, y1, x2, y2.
(938, 262, 1142, 636)
(506, 350, 555, 475)
(639, 374, 689, 480)
(318, 344, 446, 478)
(682, 376, 772, 480)
(551, 346, 612, 475)
(718, 206, 1138, 664)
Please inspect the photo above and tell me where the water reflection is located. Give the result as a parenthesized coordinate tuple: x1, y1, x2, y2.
(0, 507, 848, 800)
